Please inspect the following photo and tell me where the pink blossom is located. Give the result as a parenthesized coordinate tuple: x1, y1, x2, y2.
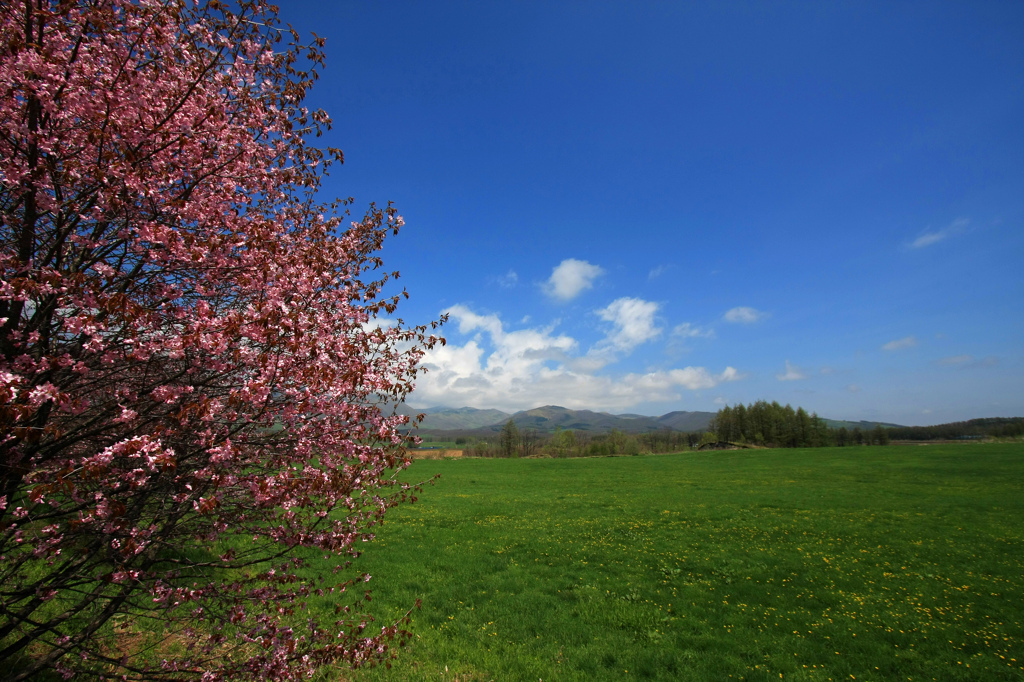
(0, 0, 439, 678)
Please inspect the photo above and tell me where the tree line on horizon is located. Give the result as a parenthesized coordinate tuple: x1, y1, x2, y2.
(708, 401, 891, 447)
(438, 420, 702, 458)
(414, 407, 1024, 458)
(885, 417, 1024, 441)
(711, 402, 1024, 447)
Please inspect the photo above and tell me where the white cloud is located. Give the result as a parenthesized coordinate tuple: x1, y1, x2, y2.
(648, 264, 672, 280)
(672, 322, 715, 340)
(413, 304, 743, 412)
(595, 297, 662, 352)
(723, 306, 768, 324)
(776, 360, 807, 381)
(447, 304, 504, 339)
(542, 259, 604, 301)
(911, 233, 945, 249)
(360, 317, 396, 333)
(494, 269, 518, 288)
(909, 217, 969, 249)
(935, 354, 999, 369)
(882, 336, 918, 351)
(719, 366, 741, 383)
(667, 322, 716, 357)
(846, 384, 861, 393)
(630, 366, 740, 391)
(937, 354, 973, 366)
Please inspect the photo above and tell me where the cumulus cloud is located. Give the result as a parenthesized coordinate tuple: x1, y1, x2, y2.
(724, 306, 768, 324)
(543, 258, 604, 301)
(909, 217, 969, 249)
(776, 360, 807, 381)
(447, 304, 504, 339)
(413, 304, 742, 411)
(882, 336, 918, 351)
(595, 297, 662, 352)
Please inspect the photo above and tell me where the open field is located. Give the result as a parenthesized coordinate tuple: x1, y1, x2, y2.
(325, 444, 1024, 681)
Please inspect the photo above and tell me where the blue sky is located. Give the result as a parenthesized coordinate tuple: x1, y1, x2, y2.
(286, 1, 1023, 425)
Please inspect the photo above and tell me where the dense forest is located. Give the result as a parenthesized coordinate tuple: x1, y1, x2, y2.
(711, 403, 1024, 447)
(886, 417, 1024, 441)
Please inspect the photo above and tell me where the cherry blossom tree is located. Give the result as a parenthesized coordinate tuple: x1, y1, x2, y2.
(0, 1, 441, 678)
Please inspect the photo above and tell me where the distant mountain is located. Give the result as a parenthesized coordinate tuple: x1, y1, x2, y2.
(397, 405, 905, 436)
(397, 405, 511, 431)
(399, 404, 717, 435)
(656, 411, 718, 432)
(501, 406, 717, 434)
(509, 406, 648, 433)
(821, 418, 904, 430)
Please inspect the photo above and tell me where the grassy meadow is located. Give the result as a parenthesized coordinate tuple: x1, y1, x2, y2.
(318, 444, 1024, 681)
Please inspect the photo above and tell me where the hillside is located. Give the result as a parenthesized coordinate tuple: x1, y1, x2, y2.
(822, 418, 904, 430)
(396, 405, 511, 431)
(500, 405, 685, 434)
(401, 404, 717, 435)
(400, 404, 978, 438)
(656, 410, 719, 432)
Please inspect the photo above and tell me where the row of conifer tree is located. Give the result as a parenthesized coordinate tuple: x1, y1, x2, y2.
(711, 403, 1024, 446)
(710, 401, 891, 447)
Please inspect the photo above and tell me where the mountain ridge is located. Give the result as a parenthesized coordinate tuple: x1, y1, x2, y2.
(397, 404, 909, 435)
(398, 404, 718, 435)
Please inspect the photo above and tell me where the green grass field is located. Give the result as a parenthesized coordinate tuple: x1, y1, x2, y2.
(325, 444, 1024, 681)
